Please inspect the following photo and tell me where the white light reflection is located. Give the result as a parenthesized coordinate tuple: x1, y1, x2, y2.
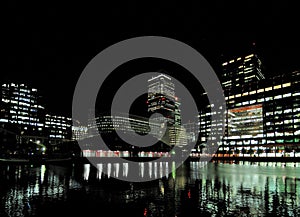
(139, 163, 145, 178)
(165, 162, 169, 178)
(113, 163, 119, 178)
(159, 162, 163, 178)
(148, 162, 152, 178)
(107, 163, 111, 178)
(123, 163, 128, 177)
(97, 164, 103, 180)
(40, 165, 46, 183)
(154, 162, 157, 179)
(83, 164, 90, 180)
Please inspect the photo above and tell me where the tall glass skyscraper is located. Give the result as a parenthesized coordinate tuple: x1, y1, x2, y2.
(147, 74, 187, 147)
(147, 74, 176, 125)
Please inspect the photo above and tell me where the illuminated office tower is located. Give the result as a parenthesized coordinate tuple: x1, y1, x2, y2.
(0, 83, 45, 144)
(222, 54, 265, 92)
(198, 69, 300, 157)
(147, 74, 187, 147)
(147, 74, 176, 125)
(45, 114, 72, 145)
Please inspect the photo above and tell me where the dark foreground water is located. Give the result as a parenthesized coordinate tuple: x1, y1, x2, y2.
(0, 161, 299, 217)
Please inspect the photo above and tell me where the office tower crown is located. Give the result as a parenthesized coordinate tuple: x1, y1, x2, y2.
(221, 54, 265, 90)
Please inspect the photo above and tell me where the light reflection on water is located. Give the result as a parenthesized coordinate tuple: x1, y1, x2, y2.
(0, 161, 299, 216)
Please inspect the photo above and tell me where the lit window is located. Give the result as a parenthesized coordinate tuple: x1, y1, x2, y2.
(265, 87, 272, 91)
(245, 54, 254, 59)
(257, 89, 264, 93)
(265, 97, 273, 101)
(282, 83, 291, 88)
(274, 85, 281, 89)
(274, 95, 282, 99)
(284, 109, 292, 113)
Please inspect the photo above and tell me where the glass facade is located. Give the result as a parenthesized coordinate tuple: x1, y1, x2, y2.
(199, 66, 300, 157)
(222, 54, 265, 91)
(148, 74, 176, 125)
(0, 83, 45, 144)
(0, 83, 73, 147)
(45, 114, 72, 144)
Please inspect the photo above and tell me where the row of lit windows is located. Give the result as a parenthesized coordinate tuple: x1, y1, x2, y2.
(45, 121, 70, 126)
(49, 129, 67, 133)
(200, 118, 300, 127)
(45, 119, 71, 123)
(11, 92, 37, 99)
(11, 115, 40, 121)
(8, 120, 43, 126)
(225, 83, 292, 100)
(45, 125, 68, 130)
(265, 109, 298, 116)
(9, 110, 29, 115)
(11, 97, 31, 103)
(45, 115, 72, 121)
(10, 106, 38, 112)
(222, 54, 255, 66)
(2, 84, 37, 92)
(49, 135, 65, 138)
(228, 95, 299, 106)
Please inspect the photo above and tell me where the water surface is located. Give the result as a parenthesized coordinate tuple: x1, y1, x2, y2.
(0, 161, 299, 216)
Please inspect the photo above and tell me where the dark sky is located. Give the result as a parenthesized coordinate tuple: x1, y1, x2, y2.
(3, 1, 300, 117)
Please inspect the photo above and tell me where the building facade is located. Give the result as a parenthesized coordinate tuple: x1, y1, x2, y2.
(222, 54, 265, 92)
(148, 74, 176, 125)
(0, 83, 75, 153)
(45, 114, 72, 145)
(198, 59, 300, 157)
(0, 83, 46, 144)
(147, 74, 187, 147)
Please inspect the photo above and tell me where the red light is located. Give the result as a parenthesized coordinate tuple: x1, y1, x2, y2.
(188, 190, 191, 199)
(162, 97, 165, 100)
(144, 208, 147, 216)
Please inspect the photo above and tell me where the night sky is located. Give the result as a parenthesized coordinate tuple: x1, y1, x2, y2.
(3, 1, 300, 117)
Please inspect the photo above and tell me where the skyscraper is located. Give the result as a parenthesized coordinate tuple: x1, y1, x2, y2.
(197, 52, 300, 158)
(147, 74, 187, 147)
(147, 74, 176, 125)
(222, 53, 265, 92)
